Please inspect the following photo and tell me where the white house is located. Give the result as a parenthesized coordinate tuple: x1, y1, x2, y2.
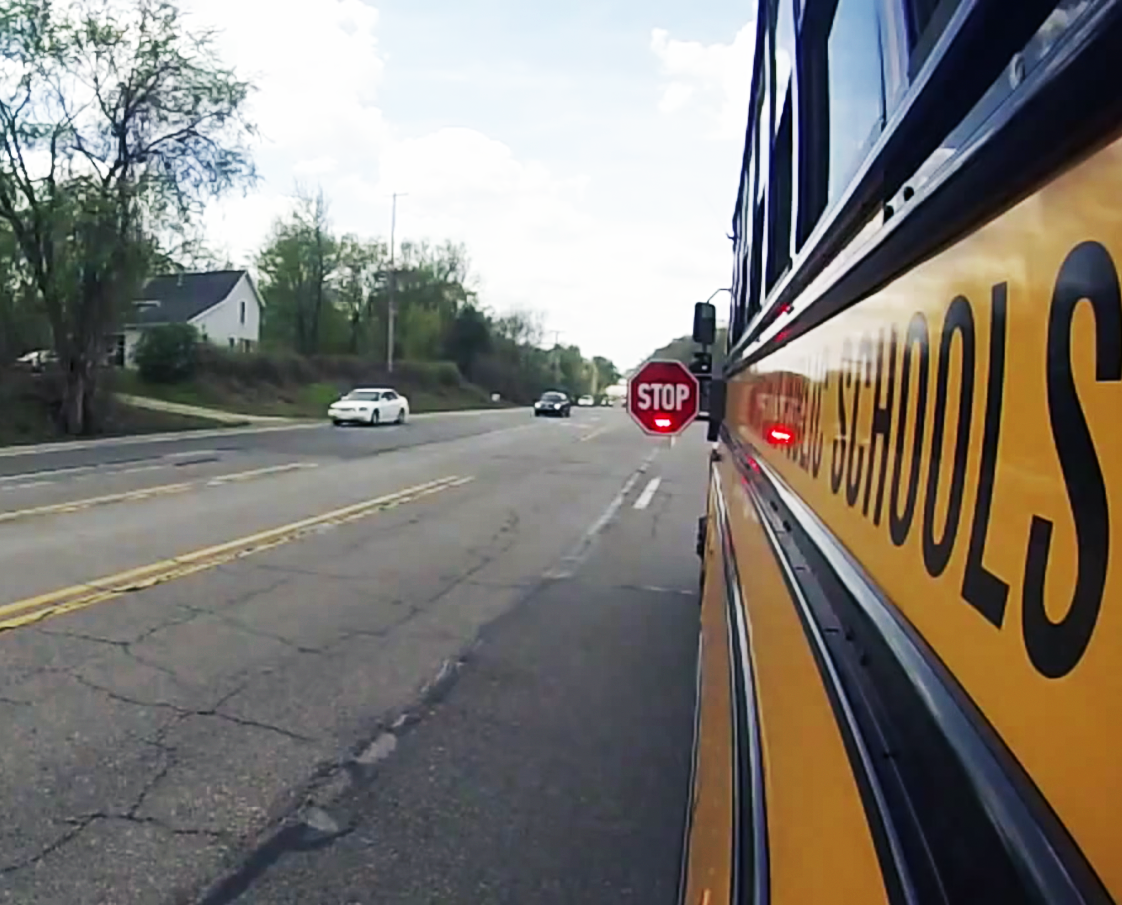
(113, 269, 263, 366)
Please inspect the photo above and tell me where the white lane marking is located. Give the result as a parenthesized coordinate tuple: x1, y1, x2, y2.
(0, 460, 174, 491)
(0, 464, 97, 483)
(0, 480, 56, 492)
(543, 448, 661, 581)
(164, 449, 218, 459)
(205, 462, 318, 485)
(633, 477, 661, 510)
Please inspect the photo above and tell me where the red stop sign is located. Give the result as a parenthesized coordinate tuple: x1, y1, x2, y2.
(627, 359, 701, 436)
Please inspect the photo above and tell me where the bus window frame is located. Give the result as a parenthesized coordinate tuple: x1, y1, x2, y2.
(726, 0, 1062, 363)
(734, 0, 1121, 369)
(727, 0, 769, 338)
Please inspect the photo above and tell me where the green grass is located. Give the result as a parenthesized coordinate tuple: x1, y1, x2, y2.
(110, 367, 511, 419)
(0, 376, 234, 448)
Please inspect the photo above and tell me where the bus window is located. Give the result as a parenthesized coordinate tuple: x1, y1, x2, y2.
(766, 91, 795, 293)
(775, 0, 796, 117)
(906, 0, 965, 76)
(826, 0, 885, 211)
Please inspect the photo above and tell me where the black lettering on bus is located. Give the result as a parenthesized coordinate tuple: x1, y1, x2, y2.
(831, 340, 851, 495)
(962, 283, 1011, 628)
(922, 297, 975, 577)
(890, 313, 931, 546)
(864, 327, 897, 523)
(1023, 241, 1121, 678)
(845, 337, 871, 507)
(810, 357, 826, 479)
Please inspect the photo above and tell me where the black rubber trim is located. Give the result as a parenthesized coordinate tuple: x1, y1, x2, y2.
(742, 479, 919, 905)
(711, 468, 770, 905)
(737, 438, 1114, 904)
(730, 0, 1122, 371)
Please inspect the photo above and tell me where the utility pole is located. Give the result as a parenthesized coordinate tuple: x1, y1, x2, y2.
(386, 192, 408, 373)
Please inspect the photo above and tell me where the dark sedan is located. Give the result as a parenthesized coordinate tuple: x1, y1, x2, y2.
(533, 391, 571, 417)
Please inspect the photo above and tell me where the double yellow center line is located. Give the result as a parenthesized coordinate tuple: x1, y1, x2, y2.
(0, 474, 473, 632)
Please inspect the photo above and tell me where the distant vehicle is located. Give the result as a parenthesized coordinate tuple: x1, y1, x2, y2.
(533, 391, 571, 418)
(13, 349, 56, 372)
(328, 387, 409, 426)
(578, 395, 594, 406)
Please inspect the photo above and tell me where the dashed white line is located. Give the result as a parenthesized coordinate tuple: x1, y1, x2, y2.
(543, 448, 660, 580)
(633, 477, 661, 510)
(205, 462, 318, 485)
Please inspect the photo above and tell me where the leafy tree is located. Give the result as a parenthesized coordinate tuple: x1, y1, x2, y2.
(334, 234, 387, 354)
(0, 0, 256, 433)
(257, 185, 341, 355)
(134, 323, 198, 383)
(382, 239, 476, 362)
(443, 304, 492, 381)
(591, 356, 621, 394)
(552, 344, 590, 397)
(0, 222, 45, 362)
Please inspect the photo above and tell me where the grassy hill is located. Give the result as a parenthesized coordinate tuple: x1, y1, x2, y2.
(110, 347, 509, 420)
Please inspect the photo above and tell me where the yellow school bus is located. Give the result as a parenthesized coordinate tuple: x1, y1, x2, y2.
(682, 1, 1122, 903)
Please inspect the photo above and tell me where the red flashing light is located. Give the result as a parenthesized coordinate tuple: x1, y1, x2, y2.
(767, 425, 796, 446)
(654, 416, 672, 429)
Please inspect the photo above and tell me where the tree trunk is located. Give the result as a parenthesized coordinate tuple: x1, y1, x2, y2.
(62, 358, 92, 435)
(348, 313, 360, 354)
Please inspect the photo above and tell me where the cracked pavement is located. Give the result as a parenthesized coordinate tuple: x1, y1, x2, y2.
(0, 409, 703, 903)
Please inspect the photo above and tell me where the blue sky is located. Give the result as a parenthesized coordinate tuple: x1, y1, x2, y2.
(187, 0, 755, 370)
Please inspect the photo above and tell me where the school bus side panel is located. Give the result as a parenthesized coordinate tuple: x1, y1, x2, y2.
(727, 132, 1122, 897)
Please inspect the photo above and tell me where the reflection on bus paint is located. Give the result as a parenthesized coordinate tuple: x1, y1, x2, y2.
(741, 241, 1121, 681)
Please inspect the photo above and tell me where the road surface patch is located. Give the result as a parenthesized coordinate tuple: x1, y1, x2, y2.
(578, 426, 613, 443)
(0, 474, 473, 632)
(543, 448, 660, 580)
(0, 463, 320, 525)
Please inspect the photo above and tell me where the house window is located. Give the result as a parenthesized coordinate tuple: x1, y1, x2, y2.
(229, 337, 236, 349)
(240, 301, 246, 325)
(241, 339, 252, 353)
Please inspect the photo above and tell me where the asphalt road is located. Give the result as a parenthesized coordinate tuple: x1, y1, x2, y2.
(0, 407, 705, 904)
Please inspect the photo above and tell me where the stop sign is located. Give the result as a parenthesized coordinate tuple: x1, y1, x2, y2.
(627, 359, 701, 436)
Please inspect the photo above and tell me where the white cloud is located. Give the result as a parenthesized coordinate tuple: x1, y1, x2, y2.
(170, 2, 749, 366)
(181, 0, 386, 154)
(650, 22, 756, 140)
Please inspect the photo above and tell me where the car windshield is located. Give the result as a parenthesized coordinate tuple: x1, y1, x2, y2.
(541, 393, 565, 402)
(345, 391, 382, 401)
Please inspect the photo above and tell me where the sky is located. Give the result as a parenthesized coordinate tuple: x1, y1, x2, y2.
(180, 0, 756, 371)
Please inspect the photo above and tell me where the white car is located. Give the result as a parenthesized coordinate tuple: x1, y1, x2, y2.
(578, 395, 594, 406)
(328, 387, 410, 426)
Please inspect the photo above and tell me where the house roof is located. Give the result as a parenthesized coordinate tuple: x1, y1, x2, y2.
(128, 270, 246, 326)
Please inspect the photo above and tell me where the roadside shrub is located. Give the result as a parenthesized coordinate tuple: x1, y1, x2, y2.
(135, 324, 199, 384)
(395, 360, 463, 388)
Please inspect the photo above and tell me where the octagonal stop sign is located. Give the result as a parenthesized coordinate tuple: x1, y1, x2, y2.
(628, 359, 701, 436)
